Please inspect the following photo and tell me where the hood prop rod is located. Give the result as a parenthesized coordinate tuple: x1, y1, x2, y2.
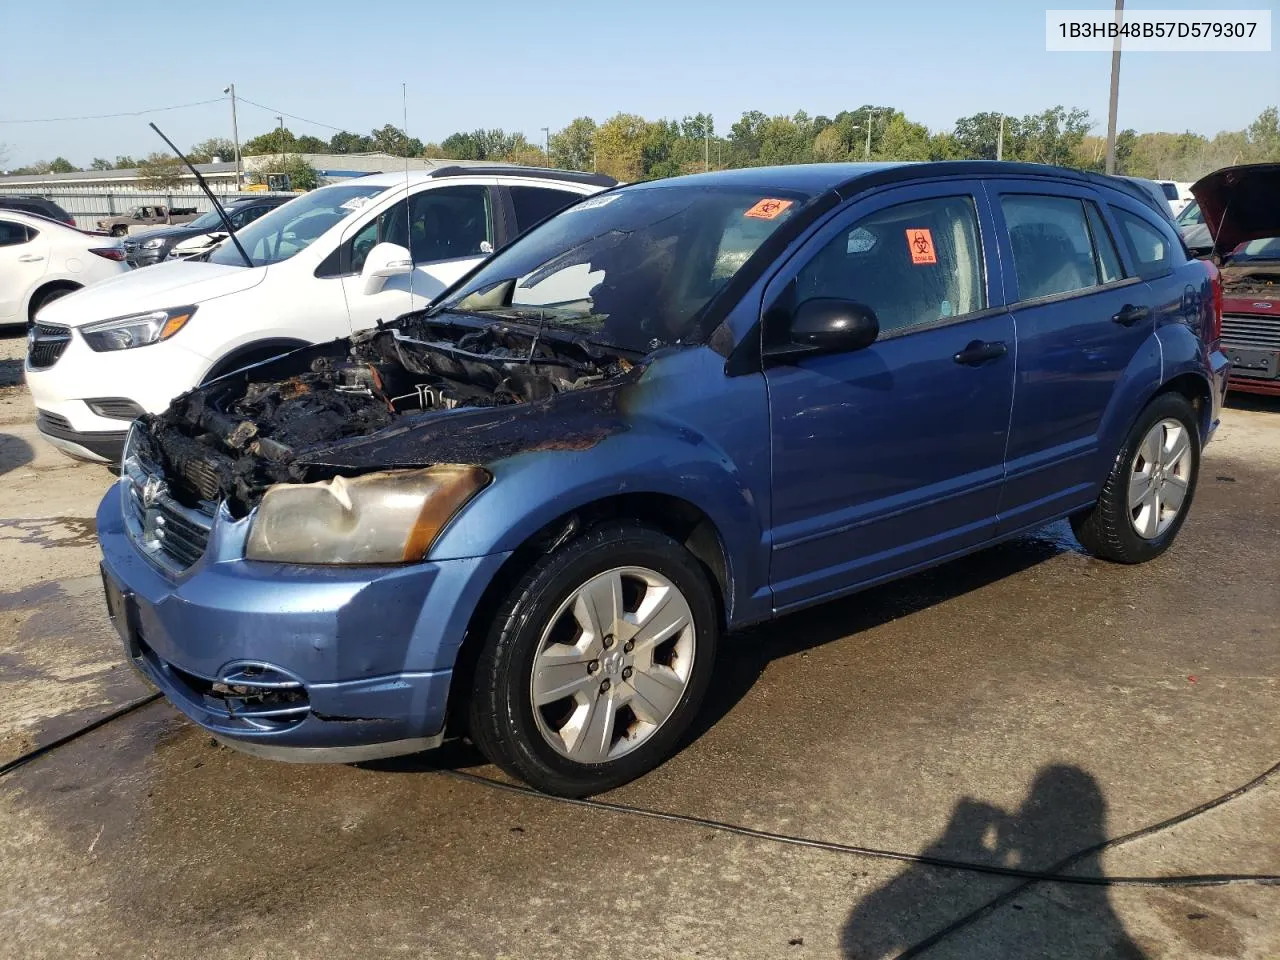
(148, 122, 253, 269)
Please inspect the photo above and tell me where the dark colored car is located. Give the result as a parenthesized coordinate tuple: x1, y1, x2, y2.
(98, 161, 1227, 796)
(1190, 163, 1280, 396)
(122, 196, 293, 267)
(0, 195, 76, 227)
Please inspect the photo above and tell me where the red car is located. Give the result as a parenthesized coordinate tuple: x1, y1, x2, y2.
(1192, 164, 1280, 396)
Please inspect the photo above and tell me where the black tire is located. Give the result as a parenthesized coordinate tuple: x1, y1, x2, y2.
(110, 225, 128, 237)
(1070, 392, 1201, 564)
(468, 521, 719, 797)
(29, 285, 77, 324)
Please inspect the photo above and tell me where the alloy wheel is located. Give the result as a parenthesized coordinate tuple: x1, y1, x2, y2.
(530, 566, 697, 763)
(1128, 418, 1193, 539)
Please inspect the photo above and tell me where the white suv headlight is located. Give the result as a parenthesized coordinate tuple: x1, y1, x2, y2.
(245, 466, 490, 564)
(81, 306, 196, 352)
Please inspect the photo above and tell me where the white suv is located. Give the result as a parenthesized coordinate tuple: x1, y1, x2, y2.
(25, 166, 615, 462)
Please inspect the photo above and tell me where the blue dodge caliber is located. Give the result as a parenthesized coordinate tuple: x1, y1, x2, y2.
(99, 162, 1229, 796)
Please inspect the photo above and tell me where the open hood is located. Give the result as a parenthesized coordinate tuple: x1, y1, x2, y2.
(1190, 163, 1280, 254)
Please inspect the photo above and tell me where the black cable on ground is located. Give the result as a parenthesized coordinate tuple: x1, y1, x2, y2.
(0, 692, 162, 778)
(3, 695, 1276, 911)
(439, 762, 1280, 890)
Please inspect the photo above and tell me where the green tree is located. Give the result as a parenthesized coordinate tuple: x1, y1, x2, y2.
(136, 152, 185, 192)
(48, 157, 77, 173)
(593, 113, 648, 181)
(114, 155, 138, 169)
(249, 154, 318, 191)
(89, 157, 113, 171)
(244, 126, 296, 156)
(1247, 106, 1280, 160)
(187, 137, 236, 163)
(294, 135, 329, 153)
(549, 117, 597, 170)
(874, 114, 931, 161)
(329, 130, 374, 153)
(952, 111, 1008, 160)
(370, 124, 423, 157)
(1016, 106, 1092, 165)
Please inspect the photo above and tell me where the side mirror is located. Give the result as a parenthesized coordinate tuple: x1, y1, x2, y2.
(786, 298, 880, 354)
(361, 242, 413, 295)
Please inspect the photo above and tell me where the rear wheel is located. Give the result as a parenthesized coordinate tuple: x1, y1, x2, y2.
(28, 285, 78, 326)
(468, 522, 719, 796)
(1070, 392, 1200, 563)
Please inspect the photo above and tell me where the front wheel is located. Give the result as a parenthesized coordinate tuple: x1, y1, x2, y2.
(468, 522, 719, 796)
(1071, 392, 1201, 564)
(110, 225, 128, 237)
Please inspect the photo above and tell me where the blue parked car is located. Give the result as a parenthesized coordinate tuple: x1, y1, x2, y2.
(98, 162, 1229, 796)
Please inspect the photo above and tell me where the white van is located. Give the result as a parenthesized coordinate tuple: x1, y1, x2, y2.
(25, 166, 614, 461)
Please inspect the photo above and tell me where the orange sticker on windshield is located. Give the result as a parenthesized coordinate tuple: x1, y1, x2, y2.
(906, 228, 937, 264)
(745, 198, 793, 220)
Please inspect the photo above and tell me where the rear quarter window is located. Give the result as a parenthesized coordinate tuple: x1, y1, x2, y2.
(1112, 207, 1183, 279)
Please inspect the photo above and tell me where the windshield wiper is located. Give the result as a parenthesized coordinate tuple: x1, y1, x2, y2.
(148, 122, 253, 268)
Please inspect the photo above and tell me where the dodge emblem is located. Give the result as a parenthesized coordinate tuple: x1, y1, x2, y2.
(140, 474, 167, 509)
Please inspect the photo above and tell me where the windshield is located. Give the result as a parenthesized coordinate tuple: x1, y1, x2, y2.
(210, 183, 389, 266)
(187, 208, 230, 230)
(1176, 201, 1202, 226)
(439, 185, 807, 352)
(1229, 236, 1280, 262)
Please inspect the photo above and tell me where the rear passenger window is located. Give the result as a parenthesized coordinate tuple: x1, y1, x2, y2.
(795, 195, 985, 336)
(1001, 195, 1104, 300)
(1113, 208, 1177, 278)
(1084, 202, 1125, 283)
(510, 186, 582, 233)
(0, 221, 29, 246)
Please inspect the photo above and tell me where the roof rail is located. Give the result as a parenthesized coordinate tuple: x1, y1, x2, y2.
(429, 165, 618, 188)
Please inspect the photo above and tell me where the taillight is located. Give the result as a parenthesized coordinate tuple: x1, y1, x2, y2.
(1205, 259, 1223, 344)
(89, 247, 127, 262)
(63, 217, 76, 226)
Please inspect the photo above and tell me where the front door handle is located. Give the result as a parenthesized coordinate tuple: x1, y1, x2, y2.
(1111, 303, 1150, 326)
(953, 339, 1008, 366)
(17, 254, 44, 263)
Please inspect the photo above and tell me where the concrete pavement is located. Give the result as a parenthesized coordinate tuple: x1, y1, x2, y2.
(0, 327, 1276, 959)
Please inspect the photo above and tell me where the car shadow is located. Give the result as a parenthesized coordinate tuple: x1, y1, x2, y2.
(1224, 391, 1280, 413)
(369, 524, 1076, 776)
(0, 433, 33, 476)
(840, 764, 1147, 959)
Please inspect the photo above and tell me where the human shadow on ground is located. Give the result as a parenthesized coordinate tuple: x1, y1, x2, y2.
(841, 764, 1147, 959)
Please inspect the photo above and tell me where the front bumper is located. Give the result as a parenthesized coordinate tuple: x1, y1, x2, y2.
(125, 248, 166, 268)
(36, 411, 128, 463)
(97, 482, 510, 761)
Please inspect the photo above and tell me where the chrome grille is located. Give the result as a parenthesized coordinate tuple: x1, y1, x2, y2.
(28, 322, 71, 369)
(121, 456, 214, 573)
(1222, 313, 1280, 350)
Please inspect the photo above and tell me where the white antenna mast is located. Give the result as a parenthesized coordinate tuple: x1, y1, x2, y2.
(403, 82, 414, 314)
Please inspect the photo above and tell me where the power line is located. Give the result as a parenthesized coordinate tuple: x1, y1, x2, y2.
(234, 96, 346, 133)
(0, 97, 227, 125)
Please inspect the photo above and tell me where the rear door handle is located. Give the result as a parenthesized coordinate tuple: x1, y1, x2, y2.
(17, 254, 44, 263)
(953, 339, 1008, 366)
(1111, 303, 1150, 326)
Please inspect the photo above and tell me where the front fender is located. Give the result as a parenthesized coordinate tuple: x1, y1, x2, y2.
(428, 421, 769, 627)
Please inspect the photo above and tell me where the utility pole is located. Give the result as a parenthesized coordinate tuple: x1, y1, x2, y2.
(223, 84, 243, 189)
(1105, 0, 1124, 174)
(704, 116, 710, 172)
(541, 127, 550, 162)
(996, 114, 1005, 161)
(864, 109, 876, 160)
(276, 115, 285, 167)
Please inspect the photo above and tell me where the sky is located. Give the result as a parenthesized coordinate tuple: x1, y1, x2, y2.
(1, 0, 1277, 168)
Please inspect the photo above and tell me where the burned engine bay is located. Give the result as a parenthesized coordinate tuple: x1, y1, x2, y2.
(137, 315, 636, 516)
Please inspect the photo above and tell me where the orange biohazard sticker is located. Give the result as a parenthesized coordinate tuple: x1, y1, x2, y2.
(906, 228, 937, 264)
(745, 198, 794, 220)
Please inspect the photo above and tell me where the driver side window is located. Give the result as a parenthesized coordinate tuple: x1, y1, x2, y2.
(794, 195, 986, 337)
